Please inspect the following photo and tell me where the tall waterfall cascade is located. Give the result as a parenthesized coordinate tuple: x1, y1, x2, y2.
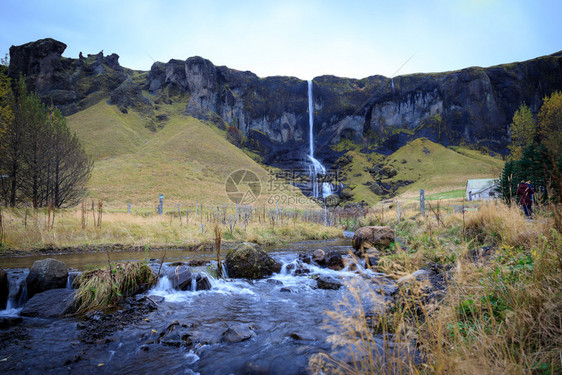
(307, 80, 333, 199)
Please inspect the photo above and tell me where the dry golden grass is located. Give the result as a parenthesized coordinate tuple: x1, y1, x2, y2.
(0, 206, 342, 251)
(311, 202, 562, 374)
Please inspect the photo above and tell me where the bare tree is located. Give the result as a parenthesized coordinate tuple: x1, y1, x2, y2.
(20, 91, 49, 207)
(45, 107, 93, 208)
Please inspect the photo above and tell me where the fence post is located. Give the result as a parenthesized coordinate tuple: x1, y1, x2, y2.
(397, 200, 401, 222)
(420, 189, 425, 217)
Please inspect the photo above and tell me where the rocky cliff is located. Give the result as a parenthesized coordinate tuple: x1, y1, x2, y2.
(8, 38, 562, 171)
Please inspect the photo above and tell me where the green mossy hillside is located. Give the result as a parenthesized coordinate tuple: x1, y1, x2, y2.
(335, 138, 504, 204)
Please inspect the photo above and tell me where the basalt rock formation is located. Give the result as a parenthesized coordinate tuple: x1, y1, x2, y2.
(8, 38, 562, 169)
(8, 38, 128, 115)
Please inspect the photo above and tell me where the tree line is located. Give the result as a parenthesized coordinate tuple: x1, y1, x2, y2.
(498, 91, 562, 204)
(0, 69, 93, 208)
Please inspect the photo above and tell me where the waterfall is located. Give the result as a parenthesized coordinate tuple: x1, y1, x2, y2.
(307, 80, 333, 198)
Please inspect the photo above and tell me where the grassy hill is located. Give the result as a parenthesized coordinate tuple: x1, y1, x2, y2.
(67, 101, 313, 210)
(336, 138, 504, 204)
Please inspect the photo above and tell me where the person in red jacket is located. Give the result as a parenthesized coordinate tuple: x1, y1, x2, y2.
(516, 180, 534, 218)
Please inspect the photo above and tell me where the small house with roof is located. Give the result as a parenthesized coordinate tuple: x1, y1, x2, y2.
(465, 178, 499, 201)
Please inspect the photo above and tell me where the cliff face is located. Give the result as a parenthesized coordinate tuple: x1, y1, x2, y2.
(141, 51, 562, 166)
(8, 39, 562, 169)
(8, 38, 137, 115)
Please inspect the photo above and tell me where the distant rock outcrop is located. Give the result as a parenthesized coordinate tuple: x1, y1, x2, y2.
(110, 76, 152, 114)
(8, 38, 75, 111)
(8, 38, 129, 115)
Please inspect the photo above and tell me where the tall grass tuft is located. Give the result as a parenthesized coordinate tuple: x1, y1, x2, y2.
(74, 262, 156, 314)
(464, 202, 547, 247)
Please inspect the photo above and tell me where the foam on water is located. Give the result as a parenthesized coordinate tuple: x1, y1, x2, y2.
(184, 350, 200, 365)
(149, 272, 256, 303)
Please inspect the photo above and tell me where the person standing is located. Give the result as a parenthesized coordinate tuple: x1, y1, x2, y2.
(516, 180, 534, 218)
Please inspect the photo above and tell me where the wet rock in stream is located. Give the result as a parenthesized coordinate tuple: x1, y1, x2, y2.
(156, 320, 194, 347)
(20, 288, 76, 318)
(166, 265, 193, 290)
(315, 275, 344, 290)
(222, 324, 256, 343)
(78, 296, 158, 344)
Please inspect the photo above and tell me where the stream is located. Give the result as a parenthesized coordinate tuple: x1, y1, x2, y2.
(0, 239, 401, 374)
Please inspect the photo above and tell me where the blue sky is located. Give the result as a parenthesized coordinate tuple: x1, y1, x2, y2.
(1, 0, 560, 79)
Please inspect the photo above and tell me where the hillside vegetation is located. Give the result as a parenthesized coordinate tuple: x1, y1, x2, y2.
(67, 101, 312, 210)
(336, 138, 504, 204)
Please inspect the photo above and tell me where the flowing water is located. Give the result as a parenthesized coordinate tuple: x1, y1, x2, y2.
(307, 80, 333, 199)
(0, 239, 395, 374)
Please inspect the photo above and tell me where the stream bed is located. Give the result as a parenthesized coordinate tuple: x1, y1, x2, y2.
(0, 239, 404, 374)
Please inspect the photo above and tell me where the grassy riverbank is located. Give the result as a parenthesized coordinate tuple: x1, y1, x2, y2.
(0, 206, 342, 253)
(313, 202, 562, 374)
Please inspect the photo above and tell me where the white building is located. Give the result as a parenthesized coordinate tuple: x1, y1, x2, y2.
(465, 179, 499, 201)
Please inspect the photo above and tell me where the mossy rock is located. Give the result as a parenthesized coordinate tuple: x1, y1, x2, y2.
(225, 243, 281, 279)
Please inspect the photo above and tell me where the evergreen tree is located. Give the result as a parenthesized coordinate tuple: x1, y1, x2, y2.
(498, 160, 515, 204)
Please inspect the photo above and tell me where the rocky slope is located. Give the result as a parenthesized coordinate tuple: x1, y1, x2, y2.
(8, 38, 562, 173)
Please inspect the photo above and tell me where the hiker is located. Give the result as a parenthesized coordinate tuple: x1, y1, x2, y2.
(516, 180, 534, 218)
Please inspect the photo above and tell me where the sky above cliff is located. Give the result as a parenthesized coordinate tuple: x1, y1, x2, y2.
(1, 0, 560, 79)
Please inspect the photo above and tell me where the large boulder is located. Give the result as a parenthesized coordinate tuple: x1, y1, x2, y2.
(0, 269, 8, 309)
(352, 226, 395, 255)
(225, 243, 281, 279)
(20, 288, 76, 318)
(26, 258, 68, 298)
(166, 265, 193, 291)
